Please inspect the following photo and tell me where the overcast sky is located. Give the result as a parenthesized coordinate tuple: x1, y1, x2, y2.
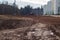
(0, 0, 50, 8)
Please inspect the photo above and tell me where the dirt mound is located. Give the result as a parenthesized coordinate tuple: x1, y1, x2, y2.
(0, 15, 60, 40)
(48, 24, 60, 37)
(0, 23, 59, 40)
(0, 19, 36, 30)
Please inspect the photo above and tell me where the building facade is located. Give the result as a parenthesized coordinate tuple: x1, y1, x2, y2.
(52, 0, 60, 14)
(43, 0, 60, 15)
(43, 1, 53, 15)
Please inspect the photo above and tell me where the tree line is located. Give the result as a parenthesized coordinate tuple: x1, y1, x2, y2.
(0, 3, 43, 16)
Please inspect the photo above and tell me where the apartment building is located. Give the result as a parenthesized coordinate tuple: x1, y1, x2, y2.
(43, 1, 53, 15)
(52, 0, 60, 14)
(43, 0, 60, 15)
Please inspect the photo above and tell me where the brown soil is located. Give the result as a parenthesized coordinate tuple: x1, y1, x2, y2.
(0, 15, 60, 40)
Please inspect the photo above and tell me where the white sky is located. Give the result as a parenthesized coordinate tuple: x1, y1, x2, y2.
(20, 0, 50, 5)
(0, 0, 50, 8)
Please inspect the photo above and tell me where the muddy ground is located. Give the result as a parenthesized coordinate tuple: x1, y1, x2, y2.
(0, 15, 60, 40)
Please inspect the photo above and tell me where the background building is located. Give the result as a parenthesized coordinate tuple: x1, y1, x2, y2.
(43, 1, 53, 15)
(43, 0, 60, 15)
(51, 0, 60, 14)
